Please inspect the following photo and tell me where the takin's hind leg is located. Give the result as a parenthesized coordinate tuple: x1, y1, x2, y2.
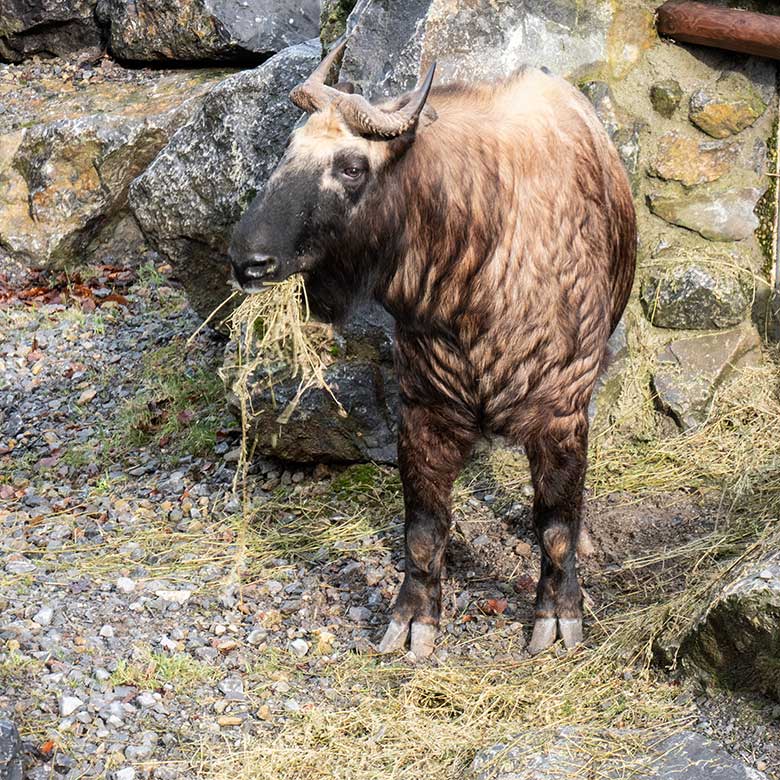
(524, 418, 589, 655)
(378, 404, 475, 658)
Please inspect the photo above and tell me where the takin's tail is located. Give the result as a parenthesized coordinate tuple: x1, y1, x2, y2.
(606, 158, 637, 336)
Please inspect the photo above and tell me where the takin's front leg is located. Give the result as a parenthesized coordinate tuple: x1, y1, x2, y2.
(524, 416, 589, 655)
(378, 404, 475, 658)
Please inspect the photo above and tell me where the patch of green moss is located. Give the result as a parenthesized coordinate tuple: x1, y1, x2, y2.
(331, 463, 381, 496)
(320, 0, 357, 48)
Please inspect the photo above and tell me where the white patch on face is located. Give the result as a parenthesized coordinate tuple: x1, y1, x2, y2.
(319, 171, 346, 194)
(283, 103, 391, 183)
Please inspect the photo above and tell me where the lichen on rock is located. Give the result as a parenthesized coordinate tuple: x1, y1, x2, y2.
(689, 72, 767, 139)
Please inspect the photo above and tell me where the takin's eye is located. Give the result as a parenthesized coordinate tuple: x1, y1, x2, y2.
(342, 166, 364, 180)
(333, 151, 369, 186)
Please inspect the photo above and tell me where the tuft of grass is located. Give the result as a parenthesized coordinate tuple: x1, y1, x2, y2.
(0, 649, 44, 681)
(109, 341, 227, 461)
(111, 648, 218, 691)
(136, 260, 168, 288)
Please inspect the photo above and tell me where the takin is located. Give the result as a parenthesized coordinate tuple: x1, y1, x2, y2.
(229, 41, 637, 658)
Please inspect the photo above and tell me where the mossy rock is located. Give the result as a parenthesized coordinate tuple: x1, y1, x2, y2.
(679, 554, 780, 702)
(640, 265, 749, 330)
(650, 79, 683, 119)
(320, 0, 357, 47)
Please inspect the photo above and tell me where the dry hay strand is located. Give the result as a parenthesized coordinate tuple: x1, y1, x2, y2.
(217, 275, 344, 485)
(213, 276, 345, 582)
(198, 644, 693, 780)
(195, 301, 780, 780)
(589, 357, 780, 500)
(222, 275, 342, 427)
(585, 354, 780, 668)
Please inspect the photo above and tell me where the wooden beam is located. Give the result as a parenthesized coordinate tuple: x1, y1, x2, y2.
(656, 1, 780, 60)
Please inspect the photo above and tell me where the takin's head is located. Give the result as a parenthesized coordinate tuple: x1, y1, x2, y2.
(228, 40, 436, 320)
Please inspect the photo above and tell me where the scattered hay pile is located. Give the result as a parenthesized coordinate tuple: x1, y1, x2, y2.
(222, 275, 342, 427)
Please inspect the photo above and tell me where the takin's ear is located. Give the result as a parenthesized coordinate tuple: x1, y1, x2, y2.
(376, 89, 438, 134)
(333, 80, 361, 95)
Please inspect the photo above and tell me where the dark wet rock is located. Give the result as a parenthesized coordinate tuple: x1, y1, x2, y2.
(97, 0, 321, 64)
(470, 729, 768, 780)
(640, 266, 749, 330)
(0, 69, 223, 270)
(647, 187, 763, 241)
(340, 0, 616, 98)
(224, 305, 399, 464)
(689, 73, 767, 139)
(648, 132, 738, 188)
(679, 553, 780, 702)
(0, 720, 22, 780)
(130, 41, 321, 320)
(650, 79, 683, 118)
(579, 81, 642, 192)
(652, 323, 761, 430)
(0, 1, 103, 63)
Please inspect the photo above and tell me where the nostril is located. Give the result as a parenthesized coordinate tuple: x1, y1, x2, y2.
(244, 255, 277, 279)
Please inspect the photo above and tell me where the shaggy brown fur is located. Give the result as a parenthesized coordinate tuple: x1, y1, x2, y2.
(230, 65, 636, 655)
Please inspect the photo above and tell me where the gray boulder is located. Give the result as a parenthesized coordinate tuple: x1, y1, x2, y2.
(648, 187, 764, 242)
(223, 305, 399, 463)
(470, 729, 767, 780)
(97, 0, 321, 64)
(652, 323, 761, 430)
(130, 40, 321, 320)
(0, 69, 224, 270)
(0, 1, 103, 62)
(0, 720, 22, 780)
(640, 266, 749, 330)
(340, 0, 617, 98)
(679, 553, 780, 702)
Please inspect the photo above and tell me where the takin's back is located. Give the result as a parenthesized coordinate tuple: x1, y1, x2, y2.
(394, 66, 636, 336)
(386, 67, 636, 431)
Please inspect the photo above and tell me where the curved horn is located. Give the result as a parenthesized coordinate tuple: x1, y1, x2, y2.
(290, 38, 347, 113)
(334, 62, 437, 137)
(290, 42, 437, 138)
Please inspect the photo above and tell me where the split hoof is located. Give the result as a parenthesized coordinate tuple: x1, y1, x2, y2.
(377, 618, 409, 654)
(558, 617, 583, 650)
(410, 622, 437, 659)
(528, 617, 557, 655)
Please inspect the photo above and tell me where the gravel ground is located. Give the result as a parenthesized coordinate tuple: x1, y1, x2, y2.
(1, 262, 778, 780)
(0, 263, 546, 778)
